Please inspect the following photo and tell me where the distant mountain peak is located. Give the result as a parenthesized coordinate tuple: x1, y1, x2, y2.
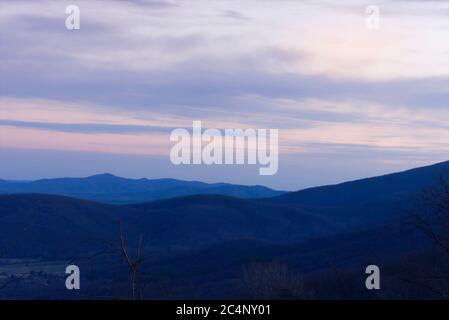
(89, 173, 118, 178)
(85, 173, 128, 182)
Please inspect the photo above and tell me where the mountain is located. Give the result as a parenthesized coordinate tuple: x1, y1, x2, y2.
(0, 160, 448, 299)
(1, 161, 447, 258)
(129, 194, 339, 247)
(269, 160, 449, 227)
(1, 161, 447, 256)
(277, 160, 449, 206)
(0, 173, 285, 204)
(0, 193, 137, 258)
(0, 193, 338, 258)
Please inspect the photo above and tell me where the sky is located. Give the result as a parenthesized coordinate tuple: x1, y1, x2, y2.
(0, 0, 448, 190)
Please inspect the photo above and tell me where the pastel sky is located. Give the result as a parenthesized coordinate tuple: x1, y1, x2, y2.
(0, 0, 448, 190)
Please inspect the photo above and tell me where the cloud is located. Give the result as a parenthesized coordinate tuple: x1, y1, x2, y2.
(221, 9, 250, 20)
(1, 1, 447, 104)
(2, 0, 447, 80)
(1, 95, 447, 161)
(0, 119, 173, 134)
(0, 0, 447, 187)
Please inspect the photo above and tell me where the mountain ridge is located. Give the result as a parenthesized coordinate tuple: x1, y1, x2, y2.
(0, 173, 285, 204)
(274, 160, 449, 206)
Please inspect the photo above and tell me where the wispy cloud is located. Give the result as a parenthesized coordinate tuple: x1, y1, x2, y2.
(0, 0, 447, 188)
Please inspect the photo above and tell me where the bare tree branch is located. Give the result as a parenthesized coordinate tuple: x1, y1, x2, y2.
(118, 220, 144, 300)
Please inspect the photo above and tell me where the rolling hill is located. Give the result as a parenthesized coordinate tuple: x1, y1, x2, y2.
(0, 173, 285, 204)
(0, 193, 337, 258)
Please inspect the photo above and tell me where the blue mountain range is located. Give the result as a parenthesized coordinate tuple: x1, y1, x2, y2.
(0, 173, 285, 204)
(0, 160, 447, 299)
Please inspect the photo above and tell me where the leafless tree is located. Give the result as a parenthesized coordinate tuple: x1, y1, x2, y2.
(61, 221, 148, 300)
(406, 174, 449, 298)
(119, 220, 144, 300)
(409, 175, 449, 255)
